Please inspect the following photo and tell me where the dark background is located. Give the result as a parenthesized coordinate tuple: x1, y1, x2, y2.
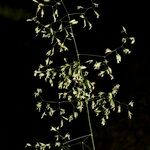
(1, 0, 150, 150)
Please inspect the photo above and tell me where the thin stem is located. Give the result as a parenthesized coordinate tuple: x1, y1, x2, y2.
(85, 101, 96, 150)
(63, 134, 91, 145)
(60, 2, 95, 150)
(82, 142, 85, 150)
(79, 45, 124, 59)
(79, 53, 105, 58)
(67, 141, 82, 148)
(83, 142, 92, 150)
(61, 0, 80, 62)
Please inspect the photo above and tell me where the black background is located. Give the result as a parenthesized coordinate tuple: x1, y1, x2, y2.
(1, 0, 150, 150)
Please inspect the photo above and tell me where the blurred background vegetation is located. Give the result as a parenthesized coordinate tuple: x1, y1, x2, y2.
(2, 0, 150, 150)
